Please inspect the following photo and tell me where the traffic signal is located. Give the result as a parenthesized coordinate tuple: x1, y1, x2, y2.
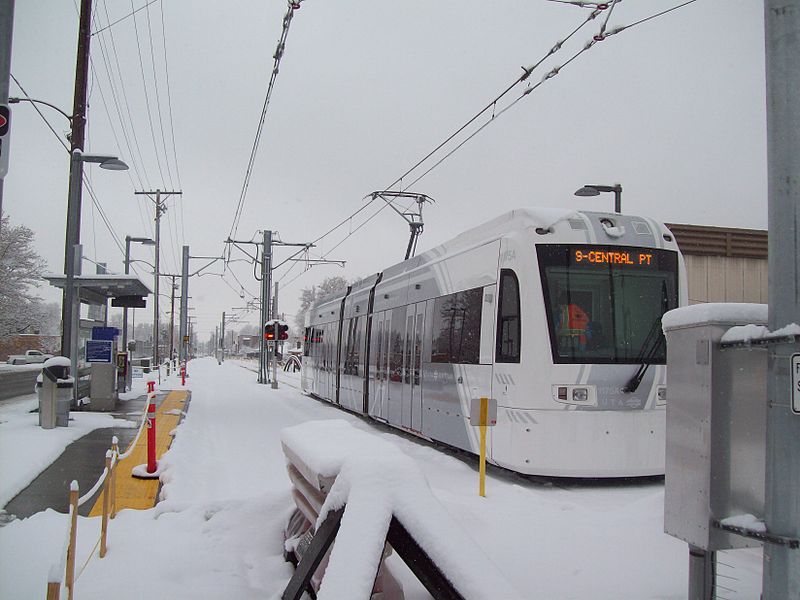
(264, 322, 276, 341)
(278, 322, 289, 341)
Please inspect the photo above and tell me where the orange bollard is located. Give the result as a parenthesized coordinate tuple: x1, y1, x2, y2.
(146, 382, 157, 474)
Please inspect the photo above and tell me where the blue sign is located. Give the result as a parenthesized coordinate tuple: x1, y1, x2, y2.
(86, 340, 113, 363)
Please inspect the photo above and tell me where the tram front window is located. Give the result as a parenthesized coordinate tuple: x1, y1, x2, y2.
(537, 244, 679, 364)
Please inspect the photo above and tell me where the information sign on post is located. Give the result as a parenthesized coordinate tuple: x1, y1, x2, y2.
(86, 340, 113, 363)
(792, 353, 800, 415)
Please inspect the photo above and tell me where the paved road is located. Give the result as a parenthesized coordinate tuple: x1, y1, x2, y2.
(0, 369, 39, 401)
(0, 368, 91, 402)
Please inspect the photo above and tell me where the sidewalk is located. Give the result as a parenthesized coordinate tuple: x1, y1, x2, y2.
(2, 388, 190, 522)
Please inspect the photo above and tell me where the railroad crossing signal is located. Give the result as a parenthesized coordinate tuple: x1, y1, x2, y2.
(264, 322, 276, 341)
(0, 105, 10, 178)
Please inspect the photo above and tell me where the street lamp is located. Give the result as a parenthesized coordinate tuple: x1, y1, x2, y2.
(122, 236, 155, 390)
(574, 183, 622, 214)
(61, 149, 128, 406)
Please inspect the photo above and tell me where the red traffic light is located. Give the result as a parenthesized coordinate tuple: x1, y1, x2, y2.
(264, 322, 276, 341)
(278, 323, 289, 341)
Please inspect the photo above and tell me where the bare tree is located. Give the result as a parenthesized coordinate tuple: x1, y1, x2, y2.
(295, 275, 349, 330)
(0, 215, 49, 340)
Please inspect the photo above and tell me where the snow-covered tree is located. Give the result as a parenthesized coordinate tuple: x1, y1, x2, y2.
(295, 275, 349, 330)
(0, 215, 50, 340)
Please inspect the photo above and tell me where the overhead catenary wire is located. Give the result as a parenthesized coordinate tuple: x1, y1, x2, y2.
(128, 0, 168, 187)
(279, 0, 702, 289)
(144, 1, 175, 190)
(226, 0, 304, 245)
(97, 0, 155, 194)
(91, 0, 160, 36)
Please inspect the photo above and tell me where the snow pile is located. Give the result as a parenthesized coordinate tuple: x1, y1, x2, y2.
(721, 513, 767, 533)
(721, 324, 771, 344)
(662, 303, 768, 331)
(282, 420, 524, 600)
(721, 322, 800, 344)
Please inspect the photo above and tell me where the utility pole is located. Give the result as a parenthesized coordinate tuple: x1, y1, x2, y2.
(221, 311, 226, 363)
(60, 0, 92, 359)
(135, 190, 181, 380)
(763, 1, 800, 597)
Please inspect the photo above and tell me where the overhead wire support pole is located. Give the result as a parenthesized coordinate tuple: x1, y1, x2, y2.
(135, 190, 182, 381)
(763, 1, 800, 597)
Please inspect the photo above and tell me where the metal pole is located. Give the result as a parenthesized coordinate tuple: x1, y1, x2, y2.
(0, 0, 15, 220)
(153, 190, 161, 381)
(271, 281, 279, 389)
(763, 1, 800, 597)
(169, 276, 176, 367)
(221, 311, 225, 363)
(258, 230, 271, 384)
(613, 184, 622, 214)
(122, 236, 131, 391)
(688, 545, 715, 600)
(70, 244, 82, 408)
(62, 150, 83, 358)
(179, 245, 189, 363)
(61, 0, 92, 359)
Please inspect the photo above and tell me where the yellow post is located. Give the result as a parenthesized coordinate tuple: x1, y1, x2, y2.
(110, 438, 118, 519)
(66, 483, 78, 600)
(479, 397, 488, 497)
(100, 451, 111, 558)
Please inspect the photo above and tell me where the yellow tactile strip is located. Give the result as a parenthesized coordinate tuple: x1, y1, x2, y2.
(89, 390, 189, 516)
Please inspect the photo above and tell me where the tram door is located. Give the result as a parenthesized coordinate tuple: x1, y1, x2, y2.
(370, 311, 390, 421)
(401, 303, 425, 432)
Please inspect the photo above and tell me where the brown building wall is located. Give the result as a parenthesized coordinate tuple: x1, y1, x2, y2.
(666, 223, 768, 305)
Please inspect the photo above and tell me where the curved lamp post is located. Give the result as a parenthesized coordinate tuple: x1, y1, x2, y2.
(63, 149, 129, 406)
(574, 183, 622, 214)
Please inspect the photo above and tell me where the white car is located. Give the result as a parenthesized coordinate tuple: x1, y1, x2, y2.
(6, 350, 54, 365)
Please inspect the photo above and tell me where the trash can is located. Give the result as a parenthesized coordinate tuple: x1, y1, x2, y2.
(37, 358, 73, 428)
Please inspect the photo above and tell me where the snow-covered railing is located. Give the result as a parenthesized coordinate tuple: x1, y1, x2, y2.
(280, 420, 524, 600)
(44, 387, 153, 599)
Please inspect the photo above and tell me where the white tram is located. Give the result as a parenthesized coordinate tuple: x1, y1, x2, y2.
(301, 208, 687, 477)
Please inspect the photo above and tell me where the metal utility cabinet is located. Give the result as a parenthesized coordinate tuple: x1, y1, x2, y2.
(663, 302, 800, 599)
(663, 303, 768, 552)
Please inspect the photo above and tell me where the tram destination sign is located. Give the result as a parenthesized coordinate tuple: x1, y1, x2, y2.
(572, 247, 655, 267)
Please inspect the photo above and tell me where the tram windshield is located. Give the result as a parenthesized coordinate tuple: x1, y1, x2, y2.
(537, 244, 679, 364)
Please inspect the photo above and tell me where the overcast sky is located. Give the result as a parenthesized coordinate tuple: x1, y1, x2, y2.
(5, 0, 767, 341)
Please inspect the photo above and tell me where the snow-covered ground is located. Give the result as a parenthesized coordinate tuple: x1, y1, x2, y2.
(0, 394, 135, 508)
(0, 357, 762, 599)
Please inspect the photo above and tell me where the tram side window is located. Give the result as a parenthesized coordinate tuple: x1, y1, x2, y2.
(389, 307, 406, 382)
(304, 327, 312, 357)
(353, 318, 362, 377)
(496, 270, 521, 363)
(431, 287, 482, 364)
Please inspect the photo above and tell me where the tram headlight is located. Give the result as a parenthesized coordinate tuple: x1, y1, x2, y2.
(656, 386, 667, 406)
(553, 385, 596, 406)
(572, 387, 589, 402)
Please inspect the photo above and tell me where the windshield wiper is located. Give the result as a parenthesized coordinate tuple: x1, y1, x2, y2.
(622, 317, 664, 393)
